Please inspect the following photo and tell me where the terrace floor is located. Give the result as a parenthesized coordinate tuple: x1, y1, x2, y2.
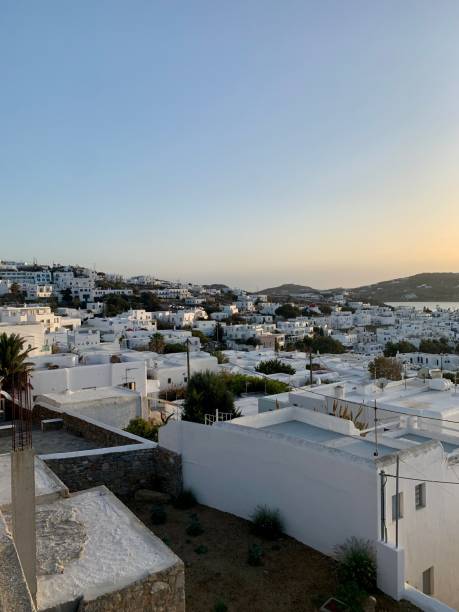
(0, 425, 105, 455)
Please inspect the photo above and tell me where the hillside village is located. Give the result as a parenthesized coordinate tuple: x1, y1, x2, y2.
(2, 260, 459, 610)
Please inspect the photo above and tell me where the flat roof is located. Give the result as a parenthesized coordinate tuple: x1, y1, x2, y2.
(37, 486, 181, 610)
(35, 386, 137, 406)
(0, 454, 68, 509)
(0, 427, 107, 456)
(309, 379, 459, 418)
(262, 420, 343, 444)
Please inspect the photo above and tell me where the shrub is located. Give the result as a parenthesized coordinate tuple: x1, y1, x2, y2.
(335, 581, 366, 611)
(255, 359, 295, 376)
(151, 504, 167, 525)
(250, 505, 283, 540)
(164, 343, 187, 354)
(186, 514, 204, 537)
(194, 544, 208, 555)
(211, 350, 228, 364)
(213, 601, 228, 612)
(247, 543, 264, 566)
(335, 537, 377, 592)
(220, 372, 290, 396)
(174, 489, 197, 510)
(124, 418, 158, 441)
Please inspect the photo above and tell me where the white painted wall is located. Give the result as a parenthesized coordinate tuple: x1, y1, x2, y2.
(30, 361, 147, 397)
(160, 420, 379, 556)
(160, 417, 459, 609)
(378, 444, 459, 609)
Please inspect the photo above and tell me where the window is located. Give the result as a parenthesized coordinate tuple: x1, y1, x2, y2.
(167, 378, 172, 384)
(392, 492, 403, 521)
(415, 483, 426, 510)
(422, 567, 434, 595)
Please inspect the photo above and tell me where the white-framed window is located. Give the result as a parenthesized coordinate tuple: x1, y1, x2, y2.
(415, 483, 426, 510)
(392, 492, 403, 521)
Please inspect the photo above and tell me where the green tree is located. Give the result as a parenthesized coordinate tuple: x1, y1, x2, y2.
(61, 288, 73, 305)
(300, 335, 346, 354)
(10, 282, 22, 296)
(183, 371, 240, 424)
(0, 333, 34, 394)
(419, 338, 453, 354)
(384, 340, 417, 357)
(319, 304, 332, 315)
(163, 343, 187, 353)
(140, 292, 162, 311)
(149, 333, 165, 353)
(275, 304, 301, 319)
(104, 294, 130, 316)
(191, 329, 208, 345)
(368, 356, 402, 381)
(255, 359, 295, 375)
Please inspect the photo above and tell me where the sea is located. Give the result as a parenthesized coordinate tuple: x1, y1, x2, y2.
(386, 301, 459, 311)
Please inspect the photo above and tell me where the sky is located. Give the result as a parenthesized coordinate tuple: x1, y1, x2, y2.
(2, 1, 459, 290)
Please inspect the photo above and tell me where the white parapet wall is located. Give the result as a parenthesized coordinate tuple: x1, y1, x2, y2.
(403, 585, 457, 612)
(376, 541, 405, 601)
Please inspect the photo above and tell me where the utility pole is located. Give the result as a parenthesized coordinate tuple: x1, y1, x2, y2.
(186, 338, 191, 386)
(395, 455, 400, 548)
(309, 350, 313, 386)
(373, 400, 379, 457)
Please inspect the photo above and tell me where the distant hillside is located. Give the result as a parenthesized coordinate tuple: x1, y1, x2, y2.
(259, 283, 319, 296)
(348, 273, 459, 302)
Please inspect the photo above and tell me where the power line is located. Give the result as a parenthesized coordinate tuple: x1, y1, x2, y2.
(383, 473, 459, 485)
(228, 355, 459, 425)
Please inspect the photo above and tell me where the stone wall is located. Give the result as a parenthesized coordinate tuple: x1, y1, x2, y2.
(80, 560, 185, 612)
(35, 405, 183, 499)
(44, 448, 155, 498)
(152, 446, 183, 498)
(43, 446, 182, 499)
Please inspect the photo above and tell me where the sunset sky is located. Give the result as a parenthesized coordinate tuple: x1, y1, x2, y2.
(2, 1, 459, 289)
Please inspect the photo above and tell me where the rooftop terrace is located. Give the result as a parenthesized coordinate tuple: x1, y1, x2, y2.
(0, 425, 106, 456)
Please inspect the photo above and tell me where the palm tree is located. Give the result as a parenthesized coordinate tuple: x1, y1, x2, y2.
(0, 333, 34, 395)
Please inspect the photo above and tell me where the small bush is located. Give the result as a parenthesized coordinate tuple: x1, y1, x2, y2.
(151, 504, 167, 525)
(186, 514, 204, 537)
(250, 505, 283, 540)
(174, 489, 197, 510)
(247, 543, 264, 566)
(213, 601, 228, 612)
(194, 544, 208, 555)
(335, 537, 377, 592)
(124, 417, 158, 441)
(336, 581, 366, 611)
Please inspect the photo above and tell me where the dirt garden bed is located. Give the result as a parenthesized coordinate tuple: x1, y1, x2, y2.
(126, 498, 419, 612)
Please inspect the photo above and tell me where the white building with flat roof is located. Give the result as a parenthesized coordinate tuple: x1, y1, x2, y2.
(161, 402, 459, 609)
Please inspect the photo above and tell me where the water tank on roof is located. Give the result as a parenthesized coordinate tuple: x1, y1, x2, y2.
(334, 385, 345, 399)
(428, 377, 452, 391)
